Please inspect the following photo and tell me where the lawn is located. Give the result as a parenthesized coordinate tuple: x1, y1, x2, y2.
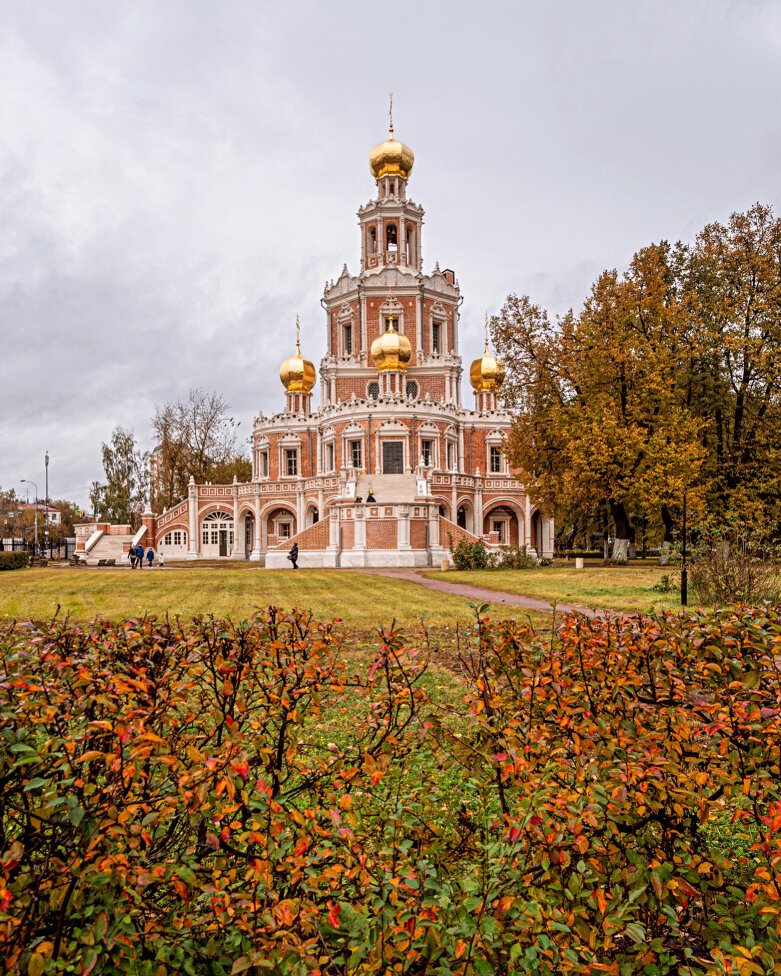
(425, 560, 685, 612)
(0, 566, 500, 633)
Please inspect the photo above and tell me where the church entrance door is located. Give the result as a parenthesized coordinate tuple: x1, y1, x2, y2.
(382, 441, 404, 474)
(219, 529, 228, 557)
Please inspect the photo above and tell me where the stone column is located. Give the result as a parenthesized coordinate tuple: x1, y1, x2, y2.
(250, 487, 262, 561)
(428, 503, 440, 548)
(296, 483, 304, 533)
(398, 505, 411, 549)
(524, 496, 532, 548)
(416, 291, 423, 360)
(475, 473, 484, 537)
(231, 478, 242, 559)
(353, 506, 366, 566)
(187, 477, 198, 560)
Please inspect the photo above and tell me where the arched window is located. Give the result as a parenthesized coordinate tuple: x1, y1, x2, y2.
(406, 380, 418, 399)
(367, 381, 380, 400)
(368, 226, 377, 254)
(386, 224, 397, 252)
(201, 511, 234, 556)
(163, 530, 187, 547)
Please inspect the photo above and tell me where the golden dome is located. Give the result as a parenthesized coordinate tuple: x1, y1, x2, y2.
(279, 318, 316, 393)
(369, 121, 414, 181)
(470, 339, 506, 392)
(371, 320, 412, 373)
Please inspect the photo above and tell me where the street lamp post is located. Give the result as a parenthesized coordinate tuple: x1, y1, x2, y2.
(681, 488, 688, 606)
(45, 452, 50, 558)
(20, 478, 39, 554)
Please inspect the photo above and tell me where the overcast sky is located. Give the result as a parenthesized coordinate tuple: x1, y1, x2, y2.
(2, 0, 780, 509)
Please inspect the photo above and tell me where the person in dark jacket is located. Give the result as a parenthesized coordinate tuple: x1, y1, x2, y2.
(146, 547, 154, 567)
(128, 547, 137, 569)
(288, 542, 299, 569)
(136, 543, 145, 568)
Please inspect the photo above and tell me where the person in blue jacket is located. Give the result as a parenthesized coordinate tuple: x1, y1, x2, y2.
(135, 543, 145, 568)
(146, 547, 154, 567)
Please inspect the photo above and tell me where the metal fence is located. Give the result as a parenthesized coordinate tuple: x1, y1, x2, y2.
(0, 537, 77, 560)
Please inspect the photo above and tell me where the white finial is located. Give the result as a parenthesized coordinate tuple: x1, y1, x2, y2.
(296, 314, 301, 354)
(389, 91, 394, 138)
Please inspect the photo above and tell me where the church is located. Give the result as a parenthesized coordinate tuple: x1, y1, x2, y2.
(76, 119, 554, 567)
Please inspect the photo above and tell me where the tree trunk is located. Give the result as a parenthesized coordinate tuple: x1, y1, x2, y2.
(610, 501, 631, 564)
(660, 504, 674, 566)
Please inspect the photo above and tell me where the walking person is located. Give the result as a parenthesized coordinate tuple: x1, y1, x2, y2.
(128, 546, 137, 569)
(158, 552, 165, 568)
(136, 543, 145, 568)
(146, 547, 154, 568)
(288, 541, 299, 569)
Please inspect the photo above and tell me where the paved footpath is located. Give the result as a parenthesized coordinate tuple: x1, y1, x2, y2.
(350, 567, 604, 618)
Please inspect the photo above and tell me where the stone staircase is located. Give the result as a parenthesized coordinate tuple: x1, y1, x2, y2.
(85, 533, 133, 566)
(354, 473, 418, 504)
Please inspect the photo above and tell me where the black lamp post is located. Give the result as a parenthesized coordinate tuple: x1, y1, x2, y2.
(681, 487, 688, 606)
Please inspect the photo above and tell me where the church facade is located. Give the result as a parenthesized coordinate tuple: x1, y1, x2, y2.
(96, 123, 554, 566)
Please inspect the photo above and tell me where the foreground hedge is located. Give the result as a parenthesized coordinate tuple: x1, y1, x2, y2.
(0, 552, 29, 570)
(1, 605, 781, 974)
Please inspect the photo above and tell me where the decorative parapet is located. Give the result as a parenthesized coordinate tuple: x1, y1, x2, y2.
(157, 499, 188, 529)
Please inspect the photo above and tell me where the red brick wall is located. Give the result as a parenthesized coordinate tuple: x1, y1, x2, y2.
(278, 518, 329, 551)
(366, 520, 397, 549)
(410, 520, 427, 549)
(440, 518, 481, 549)
(340, 522, 354, 550)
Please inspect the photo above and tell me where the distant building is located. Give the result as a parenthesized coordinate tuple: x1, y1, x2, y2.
(77, 121, 554, 566)
(17, 503, 61, 525)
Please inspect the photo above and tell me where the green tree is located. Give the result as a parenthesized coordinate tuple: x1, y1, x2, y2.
(90, 426, 148, 528)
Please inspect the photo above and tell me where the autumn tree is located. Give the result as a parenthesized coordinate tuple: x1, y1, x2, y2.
(685, 203, 781, 525)
(495, 244, 705, 562)
(151, 389, 249, 511)
(90, 426, 148, 528)
(496, 203, 781, 557)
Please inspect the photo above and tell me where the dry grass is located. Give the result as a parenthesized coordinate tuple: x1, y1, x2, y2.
(425, 561, 685, 612)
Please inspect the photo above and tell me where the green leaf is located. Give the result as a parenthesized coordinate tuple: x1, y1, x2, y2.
(93, 913, 108, 941)
(231, 958, 252, 975)
(82, 948, 98, 975)
(473, 960, 493, 976)
(69, 805, 85, 827)
(23, 778, 48, 792)
(625, 922, 646, 944)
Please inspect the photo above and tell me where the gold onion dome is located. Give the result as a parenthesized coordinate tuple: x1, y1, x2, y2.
(369, 101, 414, 180)
(279, 318, 316, 393)
(470, 330, 506, 392)
(371, 321, 412, 373)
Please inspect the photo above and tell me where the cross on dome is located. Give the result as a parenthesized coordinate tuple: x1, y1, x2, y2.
(369, 97, 414, 181)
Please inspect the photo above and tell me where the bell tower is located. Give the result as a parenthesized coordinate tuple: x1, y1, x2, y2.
(361, 96, 423, 274)
(319, 102, 462, 408)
